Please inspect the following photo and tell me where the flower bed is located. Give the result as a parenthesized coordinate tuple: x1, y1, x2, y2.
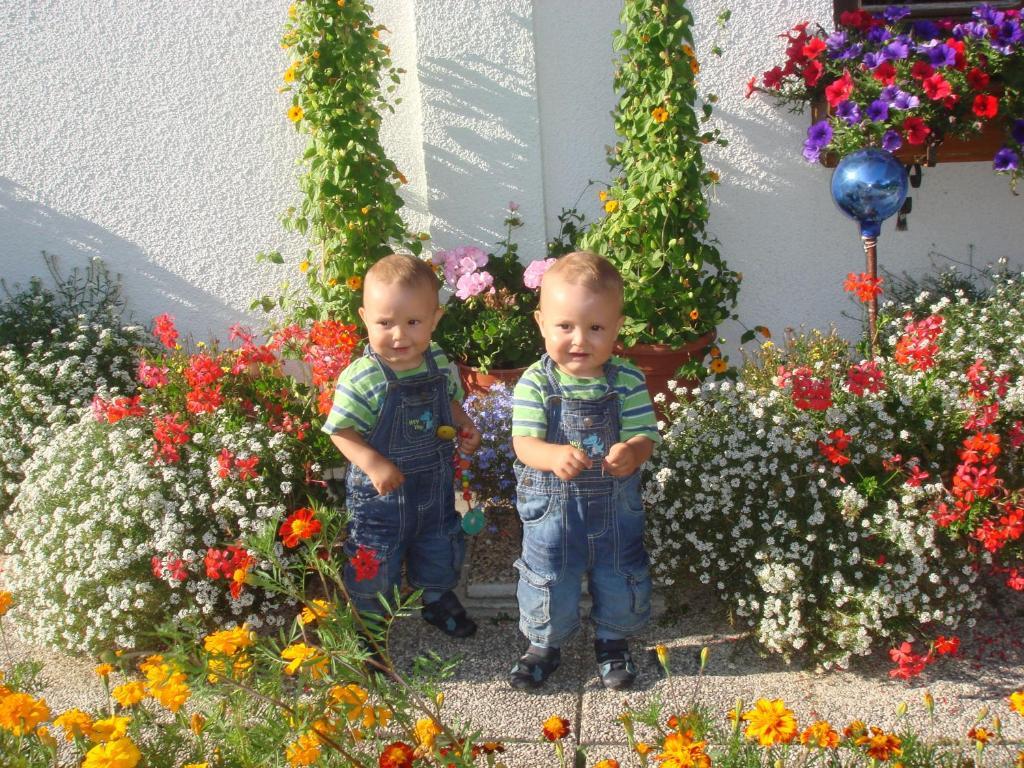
(646, 267, 1024, 670)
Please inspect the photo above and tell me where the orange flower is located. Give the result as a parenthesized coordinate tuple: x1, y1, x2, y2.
(843, 271, 883, 303)
(800, 720, 839, 749)
(742, 698, 797, 746)
(635, 742, 651, 755)
(968, 727, 992, 745)
(347, 275, 363, 291)
(864, 729, 902, 761)
(379, 741, 415, 768)
(287, 105, 304, 122)
(279, 507, 322, 548)
(709, 358, 728, 374)
(299, 260, 310, 273)
(656, 730, 711, 768)
(689, 58, 700, 75)
(651, 106, 669, 123)
(594, 761, 620, 768)
(0, 693, 51, 736)
(94, 663, 114, 678)
(0, 591, 12, 615)
(689, 308, 699, 321)
(1010, 691, 1024, 716)
(542, 715, 570, 741)
(604, 199, 619, 214)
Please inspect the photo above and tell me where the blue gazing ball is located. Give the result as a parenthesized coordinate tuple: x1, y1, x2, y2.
(830, 149, 909, 238)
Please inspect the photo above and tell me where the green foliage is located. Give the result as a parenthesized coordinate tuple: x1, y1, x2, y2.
(256, 0, 422, 325)
(579, 0, 740, 346)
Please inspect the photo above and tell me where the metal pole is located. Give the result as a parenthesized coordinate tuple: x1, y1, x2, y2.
(863, 235, 878, 359)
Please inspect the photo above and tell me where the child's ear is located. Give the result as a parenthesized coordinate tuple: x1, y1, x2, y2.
(615, 315, 625, 335)
(430, 304, 444, 331)
(357, 306, 367, 326)
(533, 309, 546, 338)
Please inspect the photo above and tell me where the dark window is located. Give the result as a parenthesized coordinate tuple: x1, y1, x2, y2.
(833, 1, 1021, 24)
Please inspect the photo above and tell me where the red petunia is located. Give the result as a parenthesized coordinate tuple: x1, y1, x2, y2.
(745, 76, 758, 99)
(910, 60, 934, 80)
(802, 59, 824, 87)
(903, 116, 931, 146)
(922, 73, 951, 101)
(279, 507, 322, 548)
(872, 61, 896, 86)
(966, 67, 990, 90)
(802, 37, 826, 59)
(824, 70, 854, 108)
(973, 94, 999, 119)
(350, 545, 381, 582)
(762, 66, 784, 89)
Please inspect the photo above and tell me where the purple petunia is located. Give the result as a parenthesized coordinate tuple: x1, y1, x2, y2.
(912, 20, 941, 41)
(994, 147, 1020, 172)
(866, 26, 893, 45)
(867, 100, 890, 122)
(882, 130, 903, 152)
(974, 4, 1005, 25)
(803, 119, 833, 163)
(884, 38, 911, 60)
(991, 20, 1023, 54)
(836, 100, 862, 125)
(928, 43, 957, 67)
(879, 86, 899, 105)
(834, 43, 864, 61)
(892, 90, 920, 110)
(883, 5, 912, 23)
(826, 30, 848, 52)
(862, 51, 886, 69)
(1012, 119, 1024, 145)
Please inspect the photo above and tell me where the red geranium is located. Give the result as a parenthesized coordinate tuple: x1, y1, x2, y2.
(350, 545, 381, 581)
(843, 272, 883, 303)
(152, 313, 179, 349)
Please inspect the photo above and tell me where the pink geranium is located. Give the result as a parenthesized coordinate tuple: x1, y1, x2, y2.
(523, 258, 556, 290)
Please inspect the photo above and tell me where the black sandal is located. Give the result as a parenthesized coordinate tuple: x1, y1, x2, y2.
(421, 590, 477, 638)
(509, 646, 561, 690)
(595, 639, 637, 690)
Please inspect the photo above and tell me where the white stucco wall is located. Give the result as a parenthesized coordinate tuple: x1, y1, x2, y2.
(1, 1, 1021, 347)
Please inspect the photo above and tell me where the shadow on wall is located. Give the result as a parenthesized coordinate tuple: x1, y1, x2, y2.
(416, 50, 540, 246)
(0, 177, 252, 339)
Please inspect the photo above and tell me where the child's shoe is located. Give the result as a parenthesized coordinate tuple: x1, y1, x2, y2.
(509, 645, 561, 690)
(421, 590, 477, 638)
(595, 638, 637, 690)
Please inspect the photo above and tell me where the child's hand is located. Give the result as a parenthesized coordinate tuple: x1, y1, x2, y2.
(551, 445, 592, 480)
(366, 457, 405, 496)
(602, 442, 639, 477)
(458, 423, 482, 455)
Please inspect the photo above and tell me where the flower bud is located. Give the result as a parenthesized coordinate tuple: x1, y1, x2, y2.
(699, 646, 710, 670)
(896, 701, 908, 716)
(923, 691, 934, 714)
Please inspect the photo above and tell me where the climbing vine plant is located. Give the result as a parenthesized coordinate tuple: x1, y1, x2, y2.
(255, 0, 424, 324)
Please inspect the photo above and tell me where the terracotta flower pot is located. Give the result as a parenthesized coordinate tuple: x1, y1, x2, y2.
(617, 330, 716, 409)
(456, 362, 527, 398)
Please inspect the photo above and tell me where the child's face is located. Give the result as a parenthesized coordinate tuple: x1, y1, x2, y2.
(534, 275, 623, 379)
(358, 278, 443, 371)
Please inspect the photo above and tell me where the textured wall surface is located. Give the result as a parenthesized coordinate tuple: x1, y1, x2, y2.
(1, 0, 1021, 346)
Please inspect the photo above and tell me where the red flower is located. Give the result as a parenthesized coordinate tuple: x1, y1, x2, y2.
(910, 60, 934, 80)
(889, 641, 929, 680)
(789, 368, 832, 411)
(893, 315, 943, 371)
(1005, 568, 1024, 591)
(185, 354, 225, 388)
(96, 395, 146, 424)
(802, 59, 824, 87)
(186, 384, 224, 415)
(904, 465, 930, 487)
(802, 37, 826, 59)
(973, 94, 999, 119)
(903, 116, 931, 146)
(217, 448, 234, 479)
(152, 313, 179, 349)
(933, 635, 959, 656)
(1009, 421, 1024, 449)
(234, 455, 259, 481)
(824, 70, 854, 108)
(966, 67, 990, 90)
(846, 360, 885, 396)
(745, 76, 758, 98)
(152, 414, 190, 464)
(818, 428, 852, 466)
(152, 554, 188, 583)
(279, 508, 322, 548)
(137, 359, 169, 388)
(964, 404, 1000, 432)
(872, 61, 896, 85)
(931, 502, 963, 528)
(843, 272, 882, 303)
(922, 73, 951, 101)
(379, 742, 415, 768)
(839, 9, 873, 30)
(351, 545, 381, 581)
(762, 66, 784, 89)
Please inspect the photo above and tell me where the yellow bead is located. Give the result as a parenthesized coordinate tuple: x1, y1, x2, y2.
(436, 425, 456, 440)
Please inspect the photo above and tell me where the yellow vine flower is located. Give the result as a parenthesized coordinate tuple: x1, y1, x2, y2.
(742, 698, 797, 747)
(283, 64, 298, 83)
(347, 275, 363, 291)
(287, 105, 304, 122)
(0, 590, 12, 615)
(709, 358, 728, 374)
(604, 199, 619, 214)
(651, 106, 669, 123)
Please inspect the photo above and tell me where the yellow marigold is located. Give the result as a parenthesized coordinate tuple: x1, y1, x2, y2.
(286, 732, 322, 766)
(864, 729, 902, 762)
(204, 625, 255, 657)
(414, 717, 442, 748)
(542, 715, 570, 741)
(184, 764, 209, 768)
(656, 730, 711, 768)
(138, 655, 164, 675)
(112, 681, 147, 708)
(604, 199, 619, 214)
(651, 106, 669, 123)
(287, 105, 304, 123)
(282, 643, 328, 679)
(207, 652, 254, 683)
(299, 599, 333, 626)
(54, 709, 95, 741)
(0, 692, 51, 736)
(800, 721, 839, 749)
(82, 737, 142, 768)
(0, 590, 12, 615)
(594, 761, 620, 768)
(1010, 691, 1024, 716)
(91, 715, 131, 742)
(635, 742, 651, 755)
(709, 358, 728, 374)
(742, 698, 797, 747)
(94, 663, 114, 678)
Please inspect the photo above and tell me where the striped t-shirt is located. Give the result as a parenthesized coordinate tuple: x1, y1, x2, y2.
(321, 343, 464, 437)
(511, 356, 661, 444)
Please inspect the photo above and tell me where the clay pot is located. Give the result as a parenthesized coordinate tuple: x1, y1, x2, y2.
(456, 362, 527, 398)
(617, 330, 716, 408)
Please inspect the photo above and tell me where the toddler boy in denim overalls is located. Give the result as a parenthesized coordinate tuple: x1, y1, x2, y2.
(322, 254, 482, 637)
(509, 251, 659, 689)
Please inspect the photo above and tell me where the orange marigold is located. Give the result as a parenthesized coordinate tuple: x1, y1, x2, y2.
(742, 698, 797, 746)
(1010, 691, 1024, 716)
(800, 720, 839, 749)
(0, 693, 51, 736)
(656, 730, 711, 768)
(379, 741, 416, 768)
(542, 715, 571, 741)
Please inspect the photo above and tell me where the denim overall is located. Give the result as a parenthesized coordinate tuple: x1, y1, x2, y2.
(342, 349, 462, 614)
(514, 355, 652, 646)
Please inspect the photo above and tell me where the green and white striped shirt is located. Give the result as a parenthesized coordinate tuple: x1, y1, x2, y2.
(321, 343, 464, 437)
(511, 356, 661, 444)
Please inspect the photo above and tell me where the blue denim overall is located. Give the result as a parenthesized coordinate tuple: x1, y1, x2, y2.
(342, 349, 462, 614)
(514, 355, 652, 646)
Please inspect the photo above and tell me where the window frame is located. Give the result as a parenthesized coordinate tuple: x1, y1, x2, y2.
(833, 1, 1022, 25)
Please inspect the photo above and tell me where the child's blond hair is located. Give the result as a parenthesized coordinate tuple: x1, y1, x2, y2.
(364, 253, 441, 296)
(541, 251, 624, 304)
